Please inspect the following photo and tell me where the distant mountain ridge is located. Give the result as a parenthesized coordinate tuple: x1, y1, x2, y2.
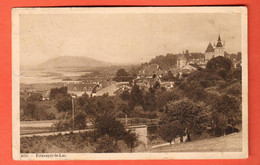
(39, 56, 112, 68)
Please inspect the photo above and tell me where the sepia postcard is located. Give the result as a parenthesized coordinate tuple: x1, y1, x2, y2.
(12, 7, 248, 160)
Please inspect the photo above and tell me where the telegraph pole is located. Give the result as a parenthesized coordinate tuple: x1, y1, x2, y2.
(72, 96, 75, 130)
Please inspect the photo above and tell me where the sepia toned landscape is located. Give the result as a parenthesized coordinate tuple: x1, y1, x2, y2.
(12, 7, 247, 159)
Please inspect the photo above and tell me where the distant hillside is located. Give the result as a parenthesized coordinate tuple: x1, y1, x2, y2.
(39, 56, 111, 69)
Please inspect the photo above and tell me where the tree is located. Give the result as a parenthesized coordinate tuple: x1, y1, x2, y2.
(123, 130, 138, 152)
(129, 84, 144, 108)
(93, 113, 138, 151)
(161, 99, 208, 141)
(23, 103, 36, 118)
(178, 80, 208, 102)
(116, 68, 129, 77)
(27, 93, 43, 101)
(55, 97, 72, 113)
(133, 105, 145, 118)
(206, 56, 233, 72)
(158, 121, 185, 145)
(94, 115, 126, 140)
(76, 93, 89, 107)
(94, 134, 120, 153)
(211, 94, 241, 136)
(74, 111, 87, 129)
(49, 87, 69, 100)
(120, 90, 131, 101)
(156, 88, 182, 111)
(113, 68, 134, 82)
(143, 88, 157, 113)
(114, 99, 131, 117)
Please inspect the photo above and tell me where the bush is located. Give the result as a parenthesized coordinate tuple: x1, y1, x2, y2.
(94, 134, 120, 153)
(52, 119, 72, 131)
(74, 111, 87, 129)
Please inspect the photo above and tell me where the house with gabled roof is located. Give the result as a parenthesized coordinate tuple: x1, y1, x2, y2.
(66, 82, 99, 97)
(137, 64, 163, 79)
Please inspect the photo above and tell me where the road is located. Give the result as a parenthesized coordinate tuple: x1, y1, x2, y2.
(20, 129, 93, 138)
(20, 120, 58, 128)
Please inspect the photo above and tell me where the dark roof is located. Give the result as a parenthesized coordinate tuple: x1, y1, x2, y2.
(216, 41, 223, 48)
(216, 35, 223, 47)
(205, 43, 215, 52)
(218, 35, 221, 41)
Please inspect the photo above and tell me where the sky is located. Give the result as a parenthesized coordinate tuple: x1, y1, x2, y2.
(19, 12, 241, 66)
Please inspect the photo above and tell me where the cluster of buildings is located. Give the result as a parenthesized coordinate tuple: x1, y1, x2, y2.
(21, 34, 241, 99)
(135, 34, 240, 91)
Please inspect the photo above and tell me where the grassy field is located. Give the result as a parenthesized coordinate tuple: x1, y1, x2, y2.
(149, 132, 242, 152)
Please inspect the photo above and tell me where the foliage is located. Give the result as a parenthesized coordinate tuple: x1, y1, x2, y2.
(206, 56, 233, 72)
(21, 132, 95, 153)
(143, 88, 157, 112)
(91, 112, 138, 152)
(114, 99, 131, 117)
(160, 99, 208, 140)
(74, 110, 87, 129)
(116, 68, 129, 77)
(52, 119, 73, 131)
(76, 93, 89, 107)
(155, 88, 182, 111)
(21, 100, 56, 121)
(129, 84, 144, 109)
(49, 86, 69, 100)
(113, 68, 134, 82)
(178, 81, 208, 102)
(94, 115, 127, 140)
(94, 134, 120, 153)
(27, 93, 43, 101)
(120, 90, 131, 101)
(161, 71, 178, 81)
(55, 96, 72, 113)
(158, 121, 186, 144)
(149, 53, 178, 70)
(211, 94, 241, 136)
(123, 130, 138, 152)
(23, 103, 36, 118)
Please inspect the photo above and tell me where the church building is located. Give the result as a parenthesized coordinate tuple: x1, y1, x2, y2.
(205, 35, 225, 61)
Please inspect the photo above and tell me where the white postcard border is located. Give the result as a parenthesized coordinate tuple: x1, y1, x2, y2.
(12, 6, 248, 160)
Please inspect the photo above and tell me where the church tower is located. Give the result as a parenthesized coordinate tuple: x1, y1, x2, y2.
(205, 42, 215, 61)
(177, 50, 188, 69)
(214, 35, 225, 57)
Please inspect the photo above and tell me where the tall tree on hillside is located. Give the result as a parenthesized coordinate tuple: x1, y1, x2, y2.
(160, 99, 208, 141)
(130, 84, 144, 108)
(211, 94, 241, 135)
(206, 56, 233, 72)
(143, 88, 157, 113)
(158, 121, 186, 145)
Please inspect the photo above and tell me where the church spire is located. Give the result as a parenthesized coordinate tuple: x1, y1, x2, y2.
(218, 27, 222, 41)
(218, 35, 221, 42)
